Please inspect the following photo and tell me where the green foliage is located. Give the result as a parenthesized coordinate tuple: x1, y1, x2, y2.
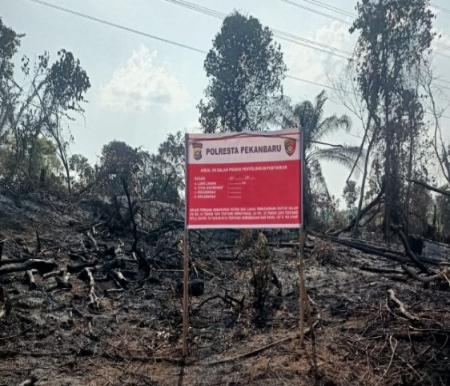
(144, 131, 185, 204)
(47, 49, 90, 111)
(198, 12, 286, 132)
(0, 135, 63, 191)
(99, 141, 147, 197)
(30, 136, 62, 174)
(0, 18, 20, 71)
(69, 154, 94, 190)
(98, 134, 185, 206)
(0, 18, 90, 194)
(0, 18, 21, 144)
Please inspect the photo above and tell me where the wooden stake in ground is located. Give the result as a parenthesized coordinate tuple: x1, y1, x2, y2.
(297, 127, 309, 349)
(297, 226, 307, 347)
(182, 229, 190, 357)
(297, 226, 319, 378)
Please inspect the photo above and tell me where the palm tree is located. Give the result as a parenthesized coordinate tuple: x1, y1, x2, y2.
(283, 91, 361, 228)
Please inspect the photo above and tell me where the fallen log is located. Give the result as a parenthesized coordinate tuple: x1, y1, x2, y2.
(24, 269, 37, 290)
(402, 265, 439, 283)
(394, 227, 429, 273)
(387, 289, 421, 322)
(316, 233, 441, 267)
(0, 259, 57, 276)
(402, 265, 450, 286)
(43, 269, 65, 279)
(317, 235, 409, 263)
(81, 268, 98, 309)
(110, 270, 128, 288)
(67, 260, 97, 274)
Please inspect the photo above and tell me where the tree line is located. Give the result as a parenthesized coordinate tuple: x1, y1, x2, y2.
(0, 0, 449, 242)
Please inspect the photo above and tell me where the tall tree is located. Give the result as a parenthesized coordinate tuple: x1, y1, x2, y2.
(0, 18, 90, 193)
(34, 49, 91, 193)
(69, 154, 95, 191)
(350, 0, 435, 239)
(99, 141, 148, 252)
(198, 12, 286, 133)
(142, 131, 185, 204)
(0, 18, 21, 143)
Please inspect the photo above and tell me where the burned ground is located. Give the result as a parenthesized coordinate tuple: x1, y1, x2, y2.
(0, 193, 449, 385)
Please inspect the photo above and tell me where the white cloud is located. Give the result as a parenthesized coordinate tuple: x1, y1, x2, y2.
(100, 46, 189, 112)
(432, 30, 450, 54)
(284, 21, 351, 84)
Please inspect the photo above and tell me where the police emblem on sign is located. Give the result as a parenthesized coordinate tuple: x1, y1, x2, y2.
(192, 142, 203, 160)
(284, 138, 296, 156)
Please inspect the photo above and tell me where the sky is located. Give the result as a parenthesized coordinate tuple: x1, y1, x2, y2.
(1, 0, 450, 200)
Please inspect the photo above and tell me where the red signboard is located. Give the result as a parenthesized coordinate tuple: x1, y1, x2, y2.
(185, 129, 302, 229)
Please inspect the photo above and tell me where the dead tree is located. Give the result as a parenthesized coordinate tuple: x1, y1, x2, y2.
(332, 188, 384, 236)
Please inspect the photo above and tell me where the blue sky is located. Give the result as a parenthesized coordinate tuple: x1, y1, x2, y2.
(2, 0, 450, 199)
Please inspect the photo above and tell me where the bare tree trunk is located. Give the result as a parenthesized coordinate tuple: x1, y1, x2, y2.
(352, 118, 375, 237)
(52, 116, 71, 194)
(60, 151, 71, 194)
(405, 130, 415, 234)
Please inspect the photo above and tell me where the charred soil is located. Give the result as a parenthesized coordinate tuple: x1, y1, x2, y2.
(0, 193, 449, 385)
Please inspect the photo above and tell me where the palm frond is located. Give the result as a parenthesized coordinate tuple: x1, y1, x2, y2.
(309, 146, 362, 170)
(313, 91, 327, 121)
(315, 114, 351, 140)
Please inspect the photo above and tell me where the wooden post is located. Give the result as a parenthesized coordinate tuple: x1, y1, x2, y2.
(297, 126, 308, 348)
(182, 228, 190, 357)
(183, 132, 190, 358)
(297, 226, 307, 347)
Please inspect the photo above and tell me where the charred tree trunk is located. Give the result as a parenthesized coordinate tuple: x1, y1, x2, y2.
(121, 178, 138, 252)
